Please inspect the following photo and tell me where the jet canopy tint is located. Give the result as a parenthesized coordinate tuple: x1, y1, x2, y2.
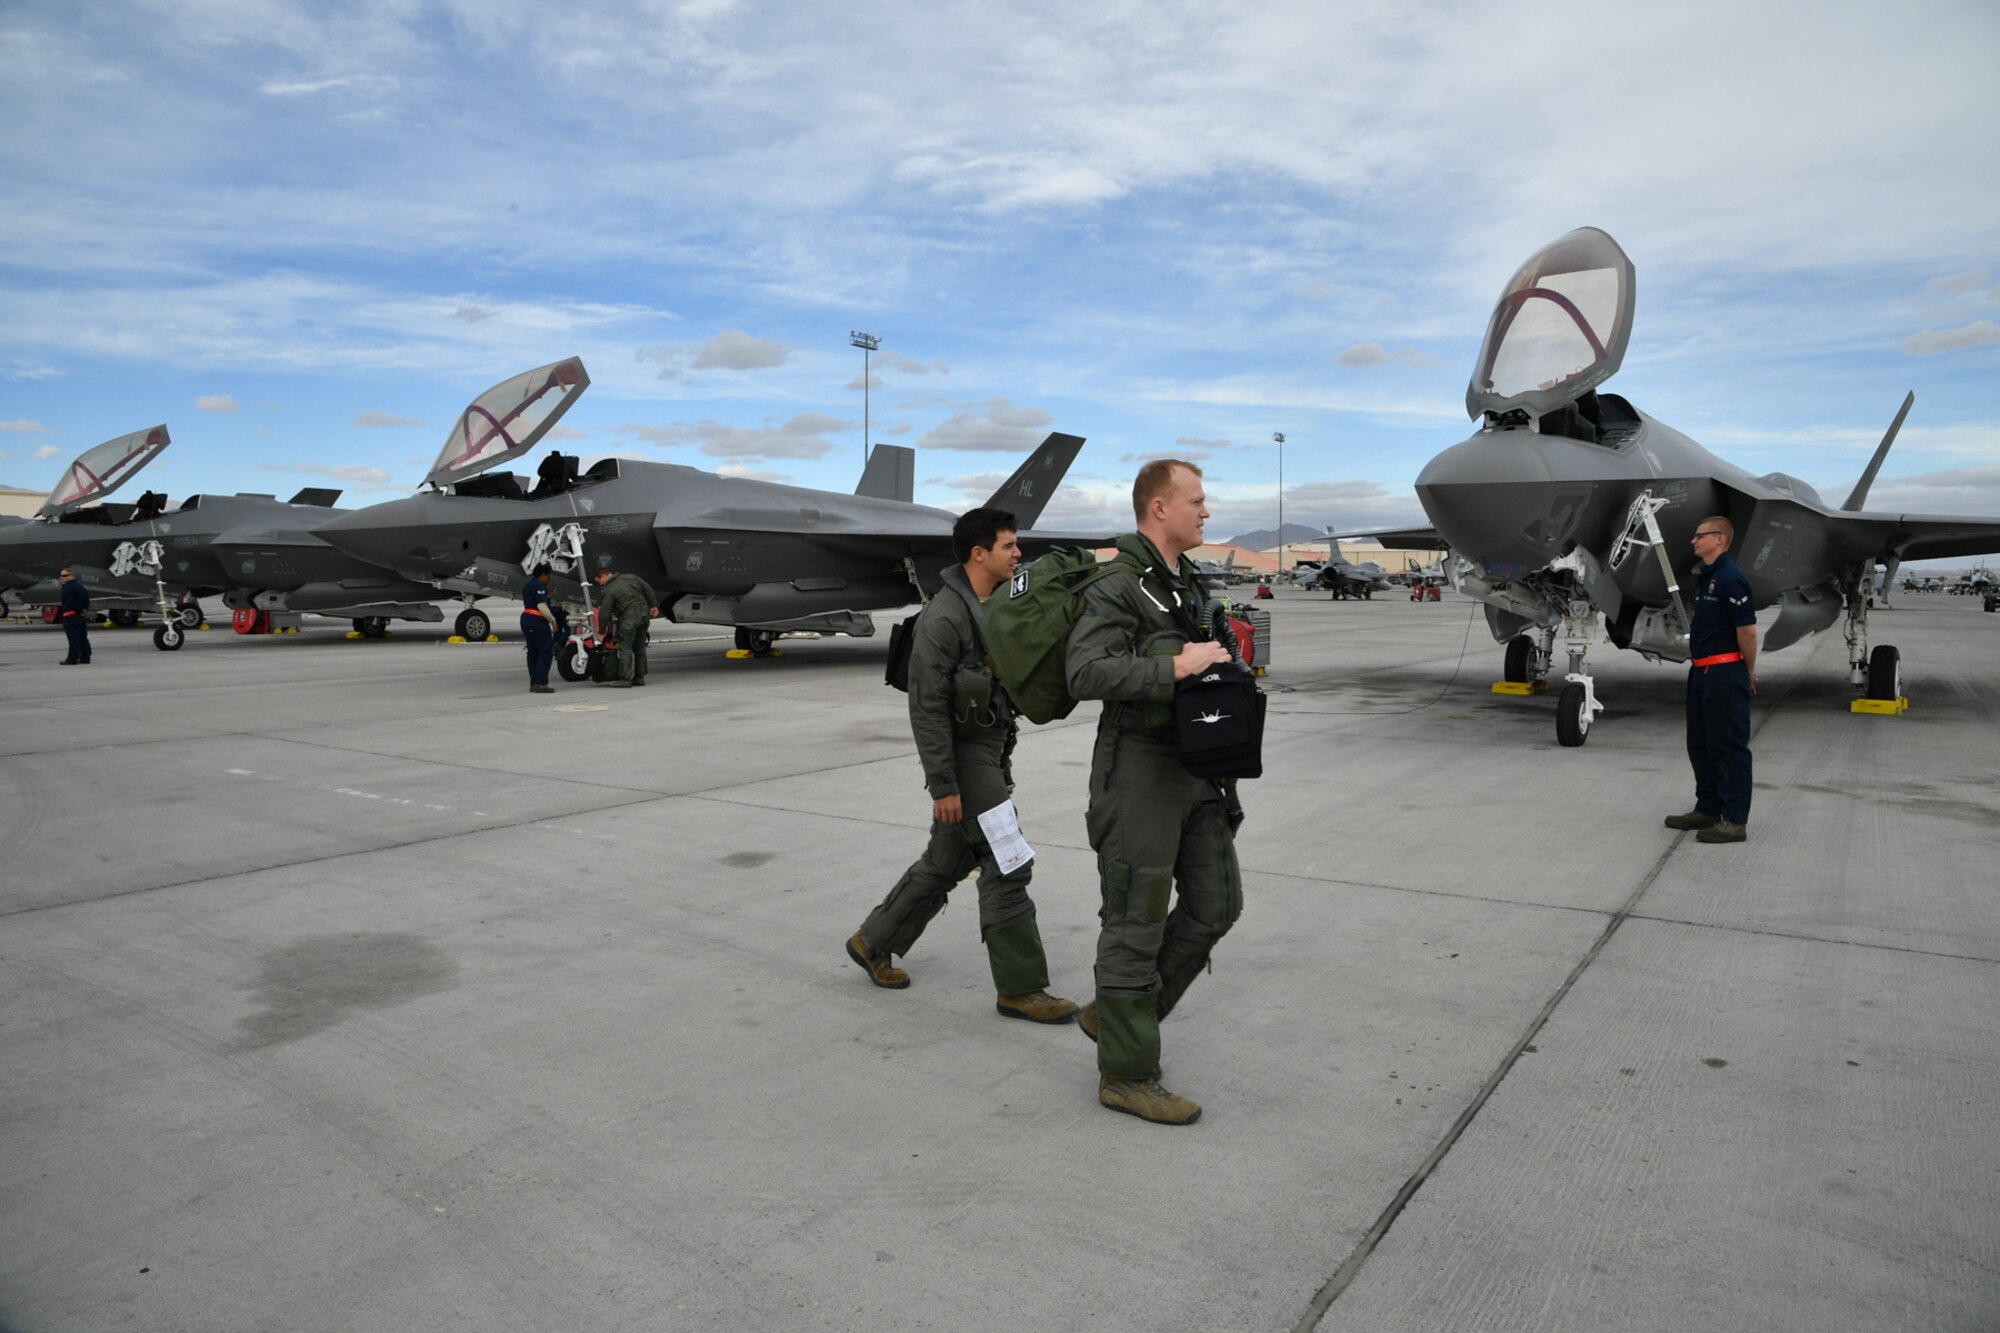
(38, 425, 171, 518)
(425, 357, 591, 489)
(1466, 227, 1634, 422)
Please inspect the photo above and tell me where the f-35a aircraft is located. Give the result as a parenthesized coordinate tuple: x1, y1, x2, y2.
(1379, 226, 2000, 746)
(316, 359, 1095, 657)
(0, 360, 594, 649)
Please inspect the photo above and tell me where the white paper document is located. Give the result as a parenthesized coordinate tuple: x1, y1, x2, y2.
(976, 800, 1035, 874)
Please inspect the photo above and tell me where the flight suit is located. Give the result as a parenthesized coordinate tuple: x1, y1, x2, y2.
(1066, 533, 1243, 1079)
(599, 572, 658, 684)
(59, 577, 92, 664)
(1685, 549, 1756, 825)
(856, 563, 1053, 995)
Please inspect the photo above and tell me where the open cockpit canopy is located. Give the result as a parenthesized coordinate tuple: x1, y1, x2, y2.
(1467, 228, 1634, 422)
(424, 357, 590, 489)
(38, 425, 170, 518)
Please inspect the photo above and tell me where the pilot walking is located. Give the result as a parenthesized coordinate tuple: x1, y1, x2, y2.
(1066, 460, 1241, 1126)
(847, 507, 1080, 1026)
(520, 563, 563, 694)
(57, 567, 92, 665)
(1666, 515, 1758, 843)
(591, 566, 659, 688)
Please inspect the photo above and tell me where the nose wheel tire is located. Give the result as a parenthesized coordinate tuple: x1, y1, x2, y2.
(1865, 645, 1900, 701)
(1556, 681, 1591, 747)
(556, 643, 591, 682)
(153, 624, 184, 651)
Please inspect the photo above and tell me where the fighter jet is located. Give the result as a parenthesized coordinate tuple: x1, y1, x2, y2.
(0, 361, 592, 648)
(1297, 530, 1397, 599)
(1393, 225, 2000, 745)
(315, 372, 1097, 658)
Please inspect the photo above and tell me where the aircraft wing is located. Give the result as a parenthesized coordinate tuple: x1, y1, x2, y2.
(1345, 524, 1448, 550)
(1862, 512, 2000, 563)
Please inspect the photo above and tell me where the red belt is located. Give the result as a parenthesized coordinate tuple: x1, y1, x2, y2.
(1692, 651, 1742, 667)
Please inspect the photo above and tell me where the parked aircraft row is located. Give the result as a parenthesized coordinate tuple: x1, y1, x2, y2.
(7, 228, 1997, 747)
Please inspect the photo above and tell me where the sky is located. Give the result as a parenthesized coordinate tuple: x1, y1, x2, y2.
(2, 0, 1997, 559)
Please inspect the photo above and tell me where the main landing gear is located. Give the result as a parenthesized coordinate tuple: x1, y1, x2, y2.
(733, 627, 779, 657)
(1843, 574, 1906, 712)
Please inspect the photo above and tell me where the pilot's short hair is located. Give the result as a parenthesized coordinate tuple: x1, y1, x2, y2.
(1133, 459, 1202, 523)
(1703, 514, 1735, 545)
(953, 507, 1018, 564)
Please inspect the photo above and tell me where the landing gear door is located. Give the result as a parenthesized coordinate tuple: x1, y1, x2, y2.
(424, 357, 591, 490)
(38, 425, 171, 518)
(1466, 227, 1635, 423)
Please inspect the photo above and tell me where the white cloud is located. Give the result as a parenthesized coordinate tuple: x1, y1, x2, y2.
(1338, 342, 1441, 370)
(612, 412, 848, 462)
(0, 419, 46, 431)
(1902, 321, 2000, 356)
(260, 461, 397, 490)
(453, 305, 495, 323)
(546, 424, 589, 440)
(1922, 269, 1990, 299)
(918, 399, 1055, 452)
(196, 394, 240, 413)
(692, 330, 792, 371)
(353, 411, 424, 428)
(715, 464, 793, 482)
(31, 444, 61, 460)
(1122, 450, 1207, 464)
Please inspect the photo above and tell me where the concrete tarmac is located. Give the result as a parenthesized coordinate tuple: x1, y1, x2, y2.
(3, 590, 1995, 1332)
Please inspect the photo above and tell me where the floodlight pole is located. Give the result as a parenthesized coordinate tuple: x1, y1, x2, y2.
(850, 330, 880, 464)
(1273, 432, 1286, 575)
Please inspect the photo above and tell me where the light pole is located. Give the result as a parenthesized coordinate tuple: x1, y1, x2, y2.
(849, 330, 880, 465)
(1272, 431, 1286, 576)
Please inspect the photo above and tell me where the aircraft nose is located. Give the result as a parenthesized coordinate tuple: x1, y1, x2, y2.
(1414, 429, 1568, 571)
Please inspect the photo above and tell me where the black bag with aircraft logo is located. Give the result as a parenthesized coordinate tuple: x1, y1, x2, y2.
(1174, 660, 1264, 779)
(1169, 598, 1264, 780)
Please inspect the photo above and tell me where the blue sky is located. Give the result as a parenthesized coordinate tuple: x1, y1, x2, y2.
(2, 0, 1996, 555)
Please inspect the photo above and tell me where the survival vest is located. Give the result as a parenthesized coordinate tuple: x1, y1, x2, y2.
(982, 548, 1139, 724)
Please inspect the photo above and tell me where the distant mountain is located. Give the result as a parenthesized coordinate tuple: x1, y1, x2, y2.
(1219, 522, 1324, 551)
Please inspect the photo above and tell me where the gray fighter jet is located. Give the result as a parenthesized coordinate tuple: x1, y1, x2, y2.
(0, 360, 592, 648)
(1392, 225, 2000, 745)
(1297, 530, 1396, 599)
(315, 374, 1095, 659)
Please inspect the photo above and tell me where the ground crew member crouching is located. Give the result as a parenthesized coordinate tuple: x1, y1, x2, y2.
(58, 567, 92, 665)
(521, 563, 562, 694)
(1666, 514, 1758, 843)
(847, 507, 1079, 1025)
(1067, 460, 1240, 1125)
(592, 567, 659, 688)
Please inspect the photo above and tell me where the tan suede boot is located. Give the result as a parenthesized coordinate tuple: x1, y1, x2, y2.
(1099, 1075, 1201, 1125)
(995, 990, 1079, 1024)
(846, 932, 910, 988)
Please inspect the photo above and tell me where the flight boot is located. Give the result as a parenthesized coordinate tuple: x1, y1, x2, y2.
(1077, 1000, 1098, 1042)
(1697, 820, 1748, 844)
(995, 990, 1079, 1024)
(1098, 1075, 1201, 1126)
(846, 932, 910, 989)
(530, 684, 555, 694)
(1663, 810, 1720, 830)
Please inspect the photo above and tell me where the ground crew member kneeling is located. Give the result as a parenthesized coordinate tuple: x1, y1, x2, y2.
(846, 507, 1079, 1025)
(1067, 459, 1240, 1125)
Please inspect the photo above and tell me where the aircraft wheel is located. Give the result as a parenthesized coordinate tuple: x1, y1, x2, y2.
(110, 608, 141, 627)
(1866, 645, 1900, 701)
(733, 626, 753, 650)
(455, 607, 491, 641)
(177, 602, 201, 629)
(1503, 636, 1533, 683)
(153, 624, 183, 651)
(357, 615, 389, 640)
(556, 643, 590, 682)
(1556, 681, 1590, 747)
(747, 630, 778, 657)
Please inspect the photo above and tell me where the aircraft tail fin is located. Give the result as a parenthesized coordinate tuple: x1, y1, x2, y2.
(983, 432, 1085, 530)
(854, 444, 915, 503)
(1842, 391, 1915, 512)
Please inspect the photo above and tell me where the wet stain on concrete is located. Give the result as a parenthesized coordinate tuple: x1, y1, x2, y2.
(721, 851, 776, 869)
(1795, 782, 1997, 827)
(1702, 1057, 1729, 1068)
(235, 933, 459, 1050)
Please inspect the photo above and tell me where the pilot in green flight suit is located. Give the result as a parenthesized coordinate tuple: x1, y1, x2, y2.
(592, 568, 658, 686)
(847, 507, 1079, 1025)
(1066, 460, 1242, 1126)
